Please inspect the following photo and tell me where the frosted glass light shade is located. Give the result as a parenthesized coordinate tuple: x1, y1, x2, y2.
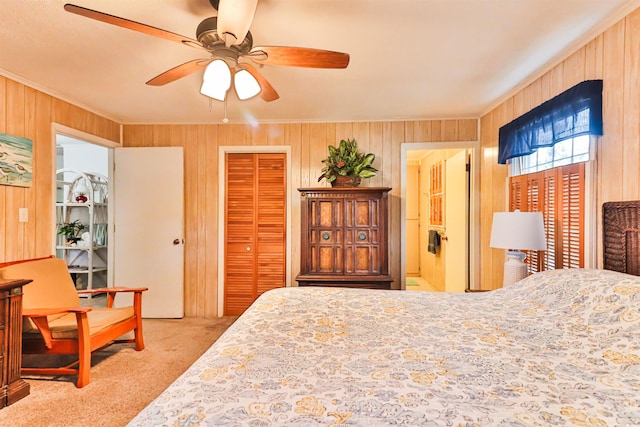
(217, 0, 258, 47)
(490, 211, 547, 251)
(234, 69, 261, 100)
(200, 59, 231, 101)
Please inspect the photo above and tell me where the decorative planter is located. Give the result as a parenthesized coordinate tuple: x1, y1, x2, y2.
(331, 175, 361, 187)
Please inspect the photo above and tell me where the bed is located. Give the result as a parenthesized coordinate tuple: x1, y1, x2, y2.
(127, 268, 640, 426)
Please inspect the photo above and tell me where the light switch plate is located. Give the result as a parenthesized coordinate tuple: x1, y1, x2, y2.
(19, 208, 28, 222)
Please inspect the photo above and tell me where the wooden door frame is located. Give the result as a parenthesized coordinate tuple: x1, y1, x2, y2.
(51, 123, 119, 287)
(400, 141, 480, 291)
(217, 146, 292, 316)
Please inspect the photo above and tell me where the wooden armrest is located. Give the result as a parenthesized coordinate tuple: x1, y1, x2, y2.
(78, 287, 148, 295)
(23, 306, 92, 317)
(22, 307, 91, 349)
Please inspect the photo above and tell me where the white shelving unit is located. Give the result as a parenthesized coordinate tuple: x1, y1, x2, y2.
(55, 169, 108, 297)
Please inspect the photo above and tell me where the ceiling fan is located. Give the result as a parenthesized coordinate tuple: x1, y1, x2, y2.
(63, 1, 350, 102)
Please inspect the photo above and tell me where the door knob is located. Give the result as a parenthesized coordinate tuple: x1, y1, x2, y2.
(246, 246, 251, 252)
(173, 239, 184, 245)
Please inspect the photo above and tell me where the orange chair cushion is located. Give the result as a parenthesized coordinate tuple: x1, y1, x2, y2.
(0, 257, 80, 311)
(23, 306, 135, 339)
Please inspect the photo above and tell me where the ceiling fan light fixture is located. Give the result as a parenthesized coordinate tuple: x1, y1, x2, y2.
(217, 0, 258, 47)
(200, 59, 231, 101)
(234, 68, 261, 100)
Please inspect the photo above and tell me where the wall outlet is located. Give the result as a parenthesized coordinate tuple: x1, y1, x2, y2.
(19, 208, 28, 223)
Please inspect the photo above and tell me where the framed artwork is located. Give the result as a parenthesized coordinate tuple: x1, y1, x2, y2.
(0, 132, 33, 187)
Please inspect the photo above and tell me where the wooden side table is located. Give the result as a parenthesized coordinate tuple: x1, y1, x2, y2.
(0, 278, 31, 408)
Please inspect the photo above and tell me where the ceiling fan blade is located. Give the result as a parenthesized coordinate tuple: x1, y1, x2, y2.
(216, 0, 258, 47)
(242, 63, 279, 102)
(64, 4, 203, 48)
(249, 46, 350, 69)
(146, 59, 210, 86)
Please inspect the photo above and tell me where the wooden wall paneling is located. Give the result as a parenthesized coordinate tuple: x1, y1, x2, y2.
(34, 92, 53, 258)
(204, 125, 219, 316)
(600, 20, 626, 205)
(269, 124, 285, 147)
(335, 122, 353, 143)
(0, 76, 7, 261)
(380, 122, 393, 192)
(528, 79, 543, 111)
(287, 124, 302, 282)
(458, 119, 478, 141)
(585, 35, 604, 79)
(548, 62, 565, 98)
(441, 120, 458, 141)
(5, 80, 26, 261)
(479, 113, 494, 289)
(22, 87, 37, 259)
(183, 124, 199, 317)
(353, 122, 370, 156)
(388, 121, 405, 289)
(563, 46, 586, 88)
(513, 91, 525, 118)
(152, 125, 171, 147)
(430, 120, 442, 141)
(403, 121, 416, 142)
(193, 125, 206, 316)
(623, 9, 640, 200)
(298, 124, 310, 189)
(308, 123, 327, 187)
(368, 122, 384, 188)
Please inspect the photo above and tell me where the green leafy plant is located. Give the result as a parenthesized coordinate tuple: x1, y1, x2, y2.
(58, 220, 86, 239)
(317, 138, 377, 184)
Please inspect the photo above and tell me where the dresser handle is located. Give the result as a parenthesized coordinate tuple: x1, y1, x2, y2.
(358, 232, 367, 241)
(321, 232, 330, 240)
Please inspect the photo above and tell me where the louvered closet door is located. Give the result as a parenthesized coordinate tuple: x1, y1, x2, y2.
(224, 153, 286, 316)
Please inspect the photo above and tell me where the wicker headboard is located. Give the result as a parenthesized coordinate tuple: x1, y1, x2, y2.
(603, 201, 640, 276)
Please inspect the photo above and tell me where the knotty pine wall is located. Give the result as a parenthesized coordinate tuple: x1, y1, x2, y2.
(0, 76, 120, 263)
(122, 120, 477, 317)
(479, 7, 640, 289)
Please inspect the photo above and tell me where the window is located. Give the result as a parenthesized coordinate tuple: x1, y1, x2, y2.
(509, 135, 590, 176)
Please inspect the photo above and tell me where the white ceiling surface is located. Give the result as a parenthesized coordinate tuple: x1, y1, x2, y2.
(0, 0, 637, 125)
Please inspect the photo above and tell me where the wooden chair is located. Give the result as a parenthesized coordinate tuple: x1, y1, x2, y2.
(0, 256, 147, 388)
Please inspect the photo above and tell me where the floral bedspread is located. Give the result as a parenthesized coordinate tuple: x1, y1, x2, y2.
(128, 269, 640, 426)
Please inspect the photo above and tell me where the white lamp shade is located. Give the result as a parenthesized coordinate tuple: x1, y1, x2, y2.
(490, 211, 547, 251)
(200, 59, 231, 101)
(217, 0, 258, 47)
(234, 69, 261, 100)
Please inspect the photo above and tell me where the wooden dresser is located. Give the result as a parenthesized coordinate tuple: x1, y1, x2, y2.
(0, 278, 31, 408)
(296, 187, 393, 289)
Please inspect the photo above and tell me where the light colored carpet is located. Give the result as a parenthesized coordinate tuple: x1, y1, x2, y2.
(0, 317, 236, 427)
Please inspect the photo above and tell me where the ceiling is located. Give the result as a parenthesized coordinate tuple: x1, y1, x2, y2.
(1, 0, 637, 125)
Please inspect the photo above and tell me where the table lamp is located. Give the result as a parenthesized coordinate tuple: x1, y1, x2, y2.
(490, 210, 546, 286)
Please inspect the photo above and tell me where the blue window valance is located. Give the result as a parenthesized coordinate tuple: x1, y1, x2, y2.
(498, 79, 603, 164)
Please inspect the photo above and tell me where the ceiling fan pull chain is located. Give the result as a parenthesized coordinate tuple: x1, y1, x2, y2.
(223, 98, 230, 123)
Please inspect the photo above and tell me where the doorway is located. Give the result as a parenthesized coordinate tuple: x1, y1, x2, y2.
(53, 125, 115, 293)
(400, 141, 480, 292)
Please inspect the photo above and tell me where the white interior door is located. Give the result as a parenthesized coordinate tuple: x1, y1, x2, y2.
(113, 147, 184, 318)
(444, 150, 468, 293)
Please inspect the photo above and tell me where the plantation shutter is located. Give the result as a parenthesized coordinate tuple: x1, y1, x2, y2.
(526, 174, 543, 272)
(542, 170, 557, 270)
(559, 163, 585, 268)
(509, 175, 526, 211)
(508, 163, 585, 272)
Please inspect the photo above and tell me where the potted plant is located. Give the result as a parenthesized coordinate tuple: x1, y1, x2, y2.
(58, 220, 86, 244)
(317, 138, 377, 187)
